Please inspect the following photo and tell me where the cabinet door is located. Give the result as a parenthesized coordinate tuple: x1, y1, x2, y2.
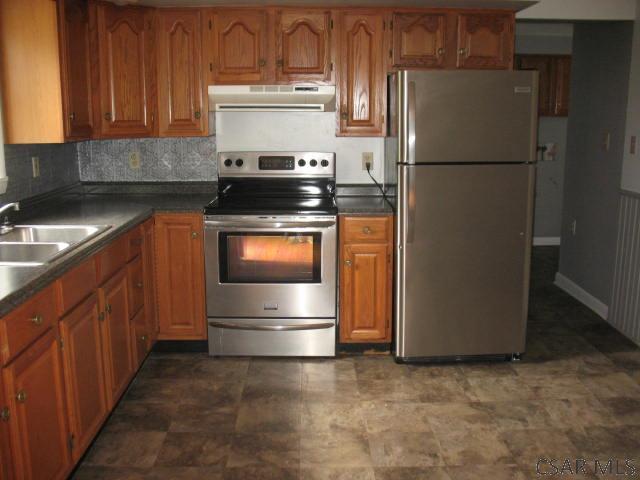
(98, 270, 133, 409)
(210, 10, 269, 84)
(155, 214, 206, 340)
(337, 11, 386, 136)
(275, 10, 331, 84)
(59, 294, 108, 462)
(0, 380, 12, 480)
(59, 0, 93, 140)
(130, 309, 151, 370)
(157, 9, 207, 136)
(96, 3, 156, 137)
(340, 243, 392, 342)
(517, 55, 553, 116)
(392, 12, 447, 68)
(2, 331, 71, 480)
(456, 12, 513, 70)
(142, 219, 158, 343)
(553, 56, 571, 116)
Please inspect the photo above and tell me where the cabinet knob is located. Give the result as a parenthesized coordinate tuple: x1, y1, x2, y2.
(0, 407, 9, 422)
(141, 335, 148, 342)
(345, 259, 352, 266)
(437, 48, 445, 56)
(104, 112, 112, 121)
(136, 281, 143, 289)
(191, 231, 199, 239)
(194, 110, 201, 119)
(16, 391, 27, 403)
(106, 303, 112, 314)
(362, 226, 372, 235)
(458, 47, 467, 56)
(69, 112, 76, 121)
(340, 111, 348, 121)
(258, 58, 267, 67)
(30, 314, 44, 326)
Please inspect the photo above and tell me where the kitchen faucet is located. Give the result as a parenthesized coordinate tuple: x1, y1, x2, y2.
(0, 202, 20, 234)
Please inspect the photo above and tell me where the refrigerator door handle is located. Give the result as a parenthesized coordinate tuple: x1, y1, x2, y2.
(407, 167, 415, 243)
(407, 81, 416, 165)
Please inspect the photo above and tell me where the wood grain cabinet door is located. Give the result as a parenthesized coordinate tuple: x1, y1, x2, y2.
(2, 330, 71, 480)
(275, 10, 331, 84)
(553, 56, 571, 116)
(392, 12, 447, 68)
(96, 3, 156, 137)
(340, 243, 392, 342)
(157, 9, 207, 136)
(0, 379, 11, 480)
(337, 11, 386, 136)
(98, 270, 133, 409)
(59, 294, 108, 462)
(210, 10, 269, 84)
(456, 12, 514, 70)
(59, 0, 93, 140)
(155, 214, 206, 340)
(142, 219, 158, 343)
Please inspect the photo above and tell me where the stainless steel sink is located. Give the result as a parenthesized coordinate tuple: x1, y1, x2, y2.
(0, 242, 70, 266)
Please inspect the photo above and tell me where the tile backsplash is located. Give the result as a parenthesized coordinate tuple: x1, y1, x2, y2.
(0, 143, 79, 203)
(78, 136, 217, 182)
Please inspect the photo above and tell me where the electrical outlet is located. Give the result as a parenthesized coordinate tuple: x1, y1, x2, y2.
(31, 156, 40, 178)
(570, 219, 577, 236)
(129, 151, 141, 170)
(362, 152, 374, 171)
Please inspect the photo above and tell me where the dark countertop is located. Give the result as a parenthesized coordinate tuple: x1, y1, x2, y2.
(336, 196, 395, 215)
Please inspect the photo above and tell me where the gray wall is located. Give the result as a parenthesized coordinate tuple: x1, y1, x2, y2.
(0, 143, 79, 204)
(78, 136, 217, 182)
(559, 22, 634, 305)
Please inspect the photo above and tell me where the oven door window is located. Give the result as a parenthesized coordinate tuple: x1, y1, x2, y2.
(219, 232, 322, 283)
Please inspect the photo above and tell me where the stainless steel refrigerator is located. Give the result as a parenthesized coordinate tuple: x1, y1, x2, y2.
(386, 70, 538, 362)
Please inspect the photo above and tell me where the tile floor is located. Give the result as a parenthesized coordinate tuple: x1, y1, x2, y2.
(72, 247, 640, 479)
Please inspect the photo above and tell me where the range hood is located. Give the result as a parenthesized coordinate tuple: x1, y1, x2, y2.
(208, 84, 335, 112)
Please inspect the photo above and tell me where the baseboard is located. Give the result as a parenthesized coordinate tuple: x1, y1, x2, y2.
(554, 272, 609, 319)
(533, 236, 561, 246)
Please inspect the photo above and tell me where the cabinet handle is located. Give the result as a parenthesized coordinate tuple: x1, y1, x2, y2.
(437, 48, 445, 56)
(194, 110, 201, 119)
(191, 231, 199, 239)
(16, 391, 27, 403)
(69, 112, 76, 121)
(136, 281, 143, 289)
(106, 304, 112, 314)
(362, 226, 372, 235)
(104, 112, 112, 121)
(258, 58, 267, 67)
(0, 407, 9, 422)
(344, 259, 352, 266)
(458, 47, 466, 56)
(30, 315, 44, 326)
(141, 335, 148, 342)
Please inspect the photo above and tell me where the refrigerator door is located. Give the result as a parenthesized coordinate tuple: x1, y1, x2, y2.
(395, 163, 535, 360)
(398, 70, 538, 164)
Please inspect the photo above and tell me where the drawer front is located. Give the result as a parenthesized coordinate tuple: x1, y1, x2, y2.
(96, 234, 128, 284)
(341, 216, 391, 243)
(126, 225, 144, 261)
(127, 256, 144, 318)
(56, 258, 97, 316)
(0, 286, 56, 365)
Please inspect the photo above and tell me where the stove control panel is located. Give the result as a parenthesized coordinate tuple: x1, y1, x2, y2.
(218, 152, 335, 178)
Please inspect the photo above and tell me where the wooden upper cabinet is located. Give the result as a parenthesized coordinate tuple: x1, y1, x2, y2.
(516, 55, 553, 116)
(2, 331, 71, 480)
(337, 11, 386, 136)
(516, 54, 571, 117)
(209, 10, 269, 84)
(157, 9, 207, 137)
(456, 12, 514, 69)
(59, 0, 94, 140)
(95, 2, 156, 137)
(155, 213, 206, 340)
(392, 12, 448, 69)
(553, 55, 571, 116)
(275, 10, 332, 84)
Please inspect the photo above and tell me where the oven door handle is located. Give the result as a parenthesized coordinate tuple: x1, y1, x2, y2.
(204, 220, 336, 229)
(208, 321, 334, 331)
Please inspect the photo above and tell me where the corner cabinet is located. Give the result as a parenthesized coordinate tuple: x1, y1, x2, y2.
(336, 11, 387, 137)
(339, 216, 393, 343)
(156, 9, 208, 137)
(155, 213, 207, 340)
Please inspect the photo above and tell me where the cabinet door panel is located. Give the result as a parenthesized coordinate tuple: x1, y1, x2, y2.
(340, 242, 392, 342)
(157, 9, 207, 136)
(338, 12, 386, 136)
(59, 0, 93, 140)
(457, 12, 513, 70)
(99, 270, 133, 408)
(553, 56, 571, 116)
(211, 10, 269, 84)
(142, 219, 158, 343)
(0, 378, 13, 480)
(3, 331, 71, 480)
(392, 12, 447, 68)
(155, 214, 206, 339)
(97, 3, 155, 137)
(276, 10, 331, 83)
(60, 295, 108, 462)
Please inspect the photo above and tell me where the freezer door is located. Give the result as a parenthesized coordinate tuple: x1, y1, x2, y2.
(399, 70, 538, 164)
(395, 163, 535, 360)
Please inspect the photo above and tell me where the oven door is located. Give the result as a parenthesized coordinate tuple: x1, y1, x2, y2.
(204, 215, 337, 318)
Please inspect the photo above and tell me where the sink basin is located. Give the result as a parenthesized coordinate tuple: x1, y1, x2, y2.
(0, 225, 110, 245)
(0, 242, 70, 266)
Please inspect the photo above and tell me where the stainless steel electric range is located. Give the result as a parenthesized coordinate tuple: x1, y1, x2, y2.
(204, 151, 337, 357)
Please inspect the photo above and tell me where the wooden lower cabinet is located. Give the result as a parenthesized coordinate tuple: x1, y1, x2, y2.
(131, 309, 151, 369)
(155, 213, 206, 340)
(2, 330, 71, 480)
(0, 379, 13, 480)
(339, 216, 393, 343)
(59, 294, 108, 462)
(98, 270, 133, 409)
(142, 219, 158, 343)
